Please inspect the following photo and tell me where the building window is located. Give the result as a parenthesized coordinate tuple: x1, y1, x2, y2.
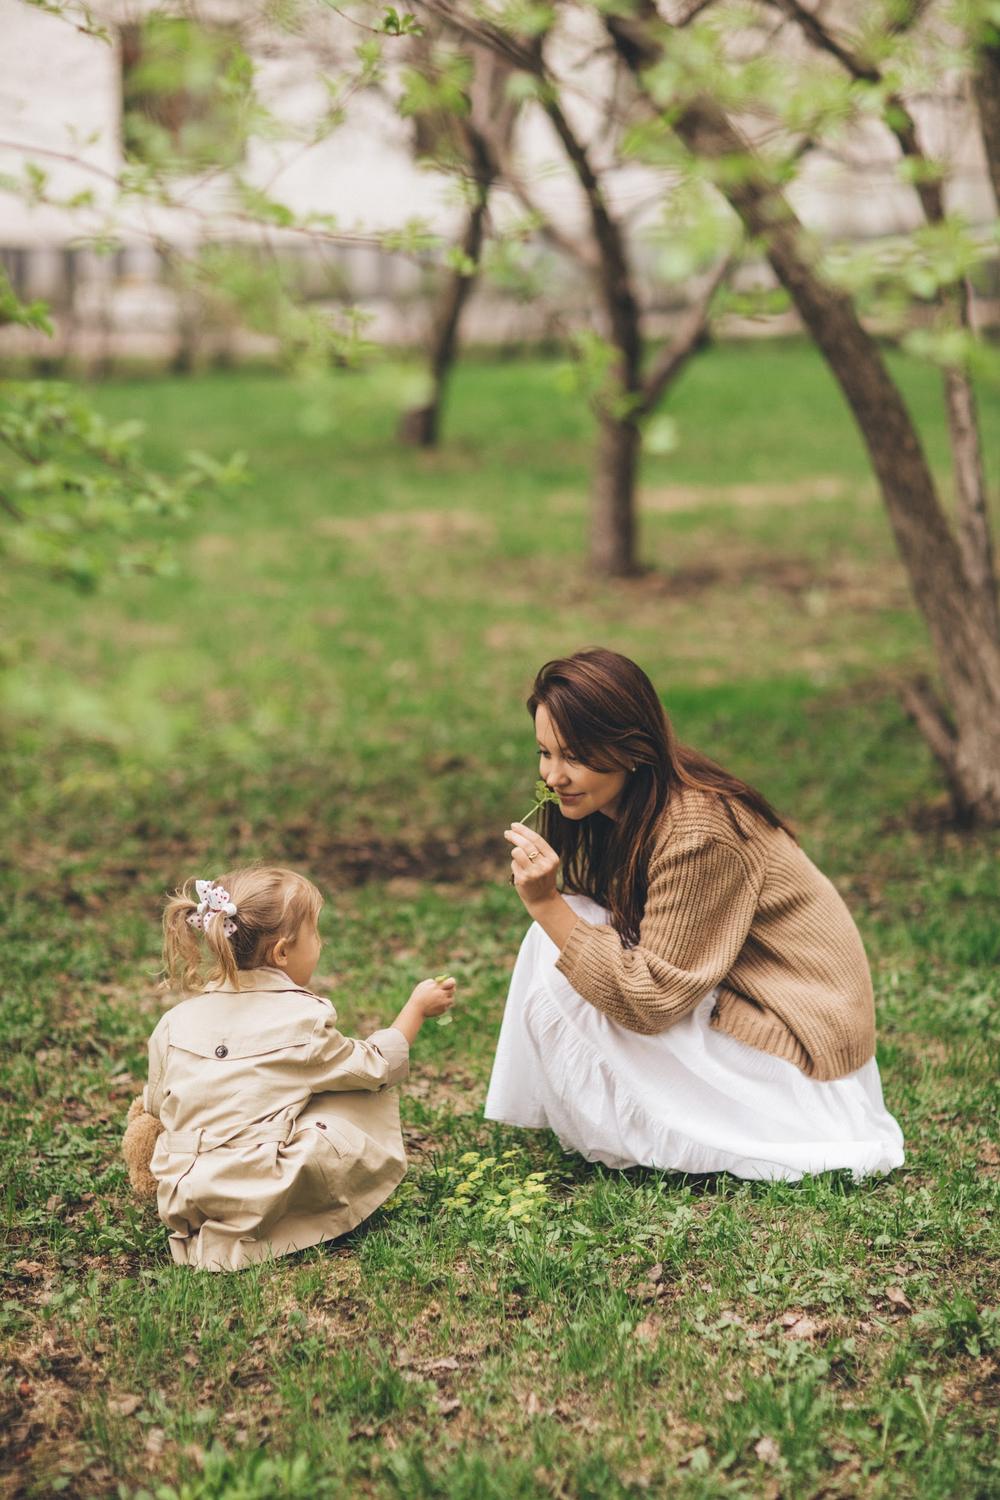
(121, 15, 250, 171)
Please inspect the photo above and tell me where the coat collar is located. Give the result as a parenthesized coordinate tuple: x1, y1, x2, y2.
(204, 967, 320, 998)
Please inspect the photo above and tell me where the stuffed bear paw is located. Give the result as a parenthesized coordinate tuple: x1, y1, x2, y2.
(123, 1094, 163, 1202)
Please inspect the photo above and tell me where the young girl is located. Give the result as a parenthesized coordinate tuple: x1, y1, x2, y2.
(488, 648, 904, 1182)
(125, 865, 455, 1272)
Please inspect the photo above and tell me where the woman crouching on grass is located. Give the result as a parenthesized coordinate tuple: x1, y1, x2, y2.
(486, 648, 904, 1181)
(125, 866, 455, 1271)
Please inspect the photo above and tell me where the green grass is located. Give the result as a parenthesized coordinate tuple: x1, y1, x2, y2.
(1, 340, 998, 1498)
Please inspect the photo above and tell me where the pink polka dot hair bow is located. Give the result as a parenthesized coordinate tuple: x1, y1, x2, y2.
(187, 879, 238, 937)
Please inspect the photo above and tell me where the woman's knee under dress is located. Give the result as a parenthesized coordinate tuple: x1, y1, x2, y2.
(484, 895, 904, 1182)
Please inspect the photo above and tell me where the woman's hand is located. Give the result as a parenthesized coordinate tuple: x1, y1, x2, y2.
(505, 822, 560, 909)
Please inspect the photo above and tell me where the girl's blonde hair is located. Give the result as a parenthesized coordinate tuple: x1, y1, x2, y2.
(162, 865, 323, 993)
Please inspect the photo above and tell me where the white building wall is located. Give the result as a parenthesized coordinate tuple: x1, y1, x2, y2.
(0, 0, 995, 359)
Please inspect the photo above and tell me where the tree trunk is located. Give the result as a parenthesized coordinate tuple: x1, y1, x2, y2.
(399, 155, 492, 448)
(690, 113, 1000, 821)
(541, 94, 645, 576)
(591, 415, 641, 576)
(972, 38, 1000, 211)
(606, 11, 1000, 821)
(764, 0, 998, 638)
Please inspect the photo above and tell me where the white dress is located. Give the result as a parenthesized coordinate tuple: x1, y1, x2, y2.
(484, 896, 904, 1182)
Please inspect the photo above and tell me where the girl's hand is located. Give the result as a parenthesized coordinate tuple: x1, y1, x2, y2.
(505, 823, 560, 908)
(408, 975, 456, 1018)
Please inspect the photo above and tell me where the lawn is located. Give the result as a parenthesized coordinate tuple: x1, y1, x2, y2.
(1, 340, 998, 1498)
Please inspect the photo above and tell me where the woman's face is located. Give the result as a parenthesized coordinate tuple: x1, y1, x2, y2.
(535, 704, 628, 822)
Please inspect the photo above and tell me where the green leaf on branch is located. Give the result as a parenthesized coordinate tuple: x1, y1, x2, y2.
(0, 270, 53, 336)
(444, 246, 478, 277)
(495, 0, 555, 37)
(381, 218, 440, 255)
(378, 7, 424, 35)
(520, 779, 560, 826)
(644, 414, 679, 455)
(0, 380, 246, 590)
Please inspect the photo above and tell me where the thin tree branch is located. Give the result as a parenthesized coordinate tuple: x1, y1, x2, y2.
(498, 162, 600, 272)
(636, 253, 733, 418)
(972, 39, 1000, 212)
(761, 0, 944, 222)
(899, 676, 968, 815)
(537, 89, 643, 381)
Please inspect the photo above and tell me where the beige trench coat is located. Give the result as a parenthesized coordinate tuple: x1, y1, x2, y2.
(144, 968, 409, 1272)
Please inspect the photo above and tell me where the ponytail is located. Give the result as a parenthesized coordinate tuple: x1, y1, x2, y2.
(162, 879, 240, 993)
(160, 866, 323, 995)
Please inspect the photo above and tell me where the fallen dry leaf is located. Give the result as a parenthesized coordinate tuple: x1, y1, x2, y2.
(782, 1315, 821, 1340)
(646, 1263, 664, 1284)
(423, 1356, 460, 1374)
(12, 1260, 46, 1278)
(437, 1397, 461, 1417)
(886, 1286, 913, 1313)
(633, 1317, 661, 1344)
(145, 1428, 166, 1457)
(755, 1436, 781, 1465)
(108, 1394, 143, 1417)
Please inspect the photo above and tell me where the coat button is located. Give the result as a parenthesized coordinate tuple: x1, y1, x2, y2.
(215, 1044, 228, 1058)
(315, 1121, 327, 1130)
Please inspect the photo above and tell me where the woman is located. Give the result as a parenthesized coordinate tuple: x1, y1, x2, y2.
(485, 648, 904, 1181)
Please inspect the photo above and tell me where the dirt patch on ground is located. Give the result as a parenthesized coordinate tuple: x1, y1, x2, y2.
(642, 476, 855, 512)
(278, 825, 502, 887)
(25, 828, 503, 924)
(619, 552, 907, 610)
(314, 509, 495, 547)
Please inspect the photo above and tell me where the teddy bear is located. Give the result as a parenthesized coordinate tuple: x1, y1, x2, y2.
(122, 1095, 163, 1201)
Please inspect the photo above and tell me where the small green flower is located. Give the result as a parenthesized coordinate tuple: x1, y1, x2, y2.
(520, 779, 560, 827)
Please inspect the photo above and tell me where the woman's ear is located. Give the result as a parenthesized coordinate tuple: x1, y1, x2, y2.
(270, 935, 289, 969)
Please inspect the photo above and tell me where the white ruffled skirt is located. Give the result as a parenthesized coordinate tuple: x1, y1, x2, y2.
(484, 896, 904, 1182)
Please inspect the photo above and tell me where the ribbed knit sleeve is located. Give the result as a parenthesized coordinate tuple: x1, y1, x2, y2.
(555, 833, 764, 1035)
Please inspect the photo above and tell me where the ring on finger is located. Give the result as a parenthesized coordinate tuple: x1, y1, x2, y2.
(526, 848, 539, 862)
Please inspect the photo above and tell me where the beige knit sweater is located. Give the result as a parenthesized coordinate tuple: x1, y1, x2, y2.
(555, 787, 876, 1081)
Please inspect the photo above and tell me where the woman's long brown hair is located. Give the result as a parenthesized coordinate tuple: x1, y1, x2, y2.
(528, 649, 794, 945)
